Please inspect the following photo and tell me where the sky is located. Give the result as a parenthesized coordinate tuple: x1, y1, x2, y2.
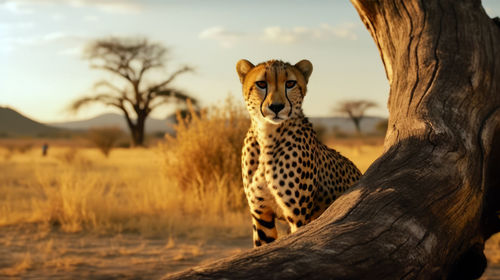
(1, 0, 500, 123)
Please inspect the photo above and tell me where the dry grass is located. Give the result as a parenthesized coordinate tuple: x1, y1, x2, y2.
(0, 146, 251, 238)
(0, 99, 383, 239)
(161, 98, 250, 211)
(0, 98, 253, 239)
(2, 117, 500, 278)
(325, 137, 384, 173)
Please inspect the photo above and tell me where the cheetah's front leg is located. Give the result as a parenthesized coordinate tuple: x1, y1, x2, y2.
(245, 181, 278, 247)
(242, 130, 278, 247)
(250, 211, 277, 247)
(267, 168, 316, 234)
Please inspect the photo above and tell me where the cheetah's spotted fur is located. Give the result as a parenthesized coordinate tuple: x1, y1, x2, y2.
(237, 59, 361, 247)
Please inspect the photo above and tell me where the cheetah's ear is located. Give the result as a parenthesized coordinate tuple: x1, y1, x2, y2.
(294, 60, 313, 83)
(236, 59, 255, 83)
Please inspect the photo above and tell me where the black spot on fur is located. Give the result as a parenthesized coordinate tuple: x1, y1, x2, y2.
(257, 229, 276, 243)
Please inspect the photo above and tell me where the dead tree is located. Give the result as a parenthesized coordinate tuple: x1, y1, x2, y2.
(70, 37, 195, 146)
(165, 0, 500, 279)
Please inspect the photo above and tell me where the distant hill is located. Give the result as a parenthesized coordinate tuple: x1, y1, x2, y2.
(0, 106, 385, 138)
(49, 114, 384, 135)
(309, 116, 386, 134)
(49, 113, 176, 134)
(0, 107, 63, 137)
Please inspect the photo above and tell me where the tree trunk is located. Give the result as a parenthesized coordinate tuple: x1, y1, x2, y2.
(134, 115, 146, 147)
(353, 117, 361, 134)
(121, 107, 143, 147)
(128, 112, 146, 147)
(130, 128, 143, 147)
(164, 0, 500, 279)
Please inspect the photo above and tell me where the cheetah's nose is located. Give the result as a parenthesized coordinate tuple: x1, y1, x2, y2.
(269, 103, 285, 114)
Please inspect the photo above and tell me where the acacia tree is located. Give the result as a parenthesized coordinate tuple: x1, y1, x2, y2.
(334, 100, 377, 134)
(164, 0, 500, 279)
(70, 37, 195, 146)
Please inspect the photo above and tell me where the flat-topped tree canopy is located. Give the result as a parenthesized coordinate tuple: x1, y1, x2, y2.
(164, 0, 500, 279)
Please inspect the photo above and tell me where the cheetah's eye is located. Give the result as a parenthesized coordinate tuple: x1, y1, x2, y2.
(285, 80, 297, 89)
(255, 81, 267, 89)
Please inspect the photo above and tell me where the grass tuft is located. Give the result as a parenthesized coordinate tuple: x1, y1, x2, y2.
(160, 97, 250, 211)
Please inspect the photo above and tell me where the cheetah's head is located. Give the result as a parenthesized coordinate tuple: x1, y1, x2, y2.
(236, 59, 313, 125)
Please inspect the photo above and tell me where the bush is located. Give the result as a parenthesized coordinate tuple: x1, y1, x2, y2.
(87, 127, 124, 157)
(160, 97, 250, 211)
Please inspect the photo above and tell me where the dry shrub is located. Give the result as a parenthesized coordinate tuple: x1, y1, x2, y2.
(17, 143, 33, 154)
(0, 146, 14, 160)
(161, 97, 250, 211)
(87, 127, 124, 157)
(54, 148, 93, 168)
(1, 143, 33, 160)
(57, 148, 78, 164)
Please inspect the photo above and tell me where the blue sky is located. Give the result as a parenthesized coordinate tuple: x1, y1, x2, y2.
(1, 0, 499, 122)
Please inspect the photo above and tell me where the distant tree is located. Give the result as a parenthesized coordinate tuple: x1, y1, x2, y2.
(334, 100, 377, 134)
(70, 37, 196, 146)
(87, 127, 123, 157)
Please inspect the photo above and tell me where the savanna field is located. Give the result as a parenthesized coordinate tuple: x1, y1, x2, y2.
(0, 104, 499, 279)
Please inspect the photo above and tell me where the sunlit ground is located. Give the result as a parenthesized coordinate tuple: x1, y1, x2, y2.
(0, 140, 498, 279)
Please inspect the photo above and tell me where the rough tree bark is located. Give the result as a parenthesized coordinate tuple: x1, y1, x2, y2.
(165, 0, 500, 279)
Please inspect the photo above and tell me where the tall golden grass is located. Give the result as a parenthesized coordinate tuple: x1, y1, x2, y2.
(0, 147, 251, 238)
(160, 98, 250, 211)
(0, 98, 384, 239)
(0, 98, 253, 238)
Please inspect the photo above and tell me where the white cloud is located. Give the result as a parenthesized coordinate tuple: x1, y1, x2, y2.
(199, 26, 244, 48)
(0, 0, 143, 14)
(262, 23, 358, 44)
(0, 1, 33, 14)
(198, 23, 359, 49)
(262, 26, 303, 43)
(319, 23, 358, 40)
(1, 32, 87, 55)
(70, 0, 143, 14)
(0, 31, 88, 57)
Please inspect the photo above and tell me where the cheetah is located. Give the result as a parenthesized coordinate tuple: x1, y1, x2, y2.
(236, 59, 362, 247)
